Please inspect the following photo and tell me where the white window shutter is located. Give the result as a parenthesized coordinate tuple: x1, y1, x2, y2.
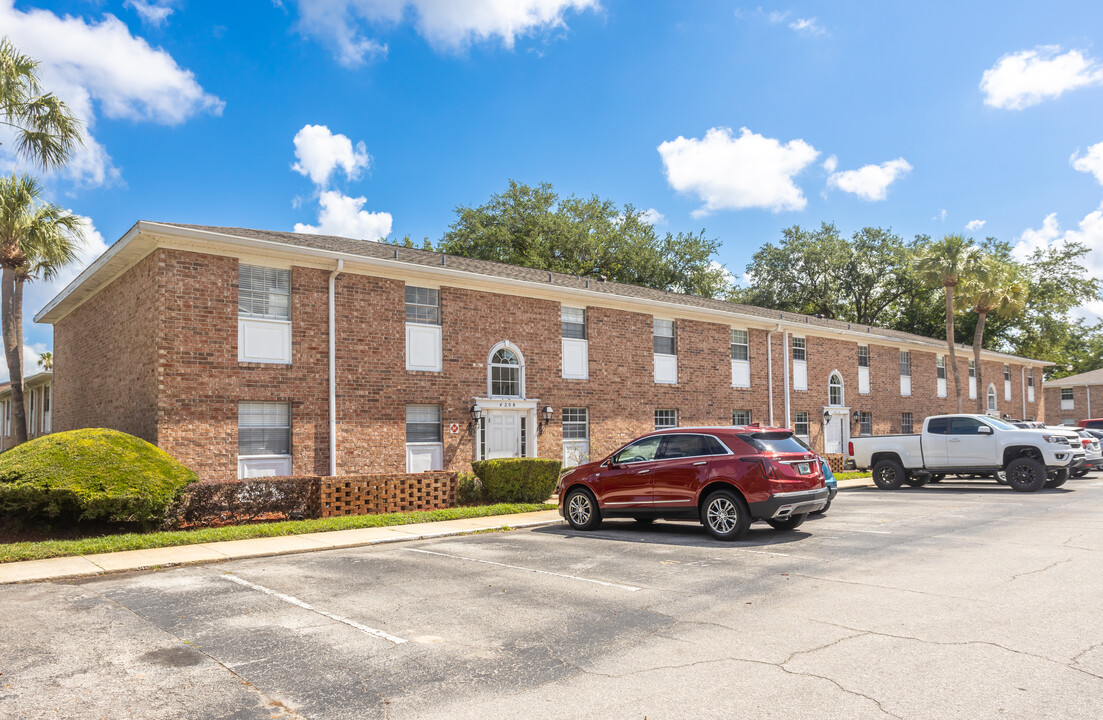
(731, 359, 750, 388)
(793, 360, 807, 391)
(654, 354, 678, 384)
(858, 367, 870, 394)
(406, 323, 442, 372)
(239, 319, 292, 364)
(562, 338, 589, 379)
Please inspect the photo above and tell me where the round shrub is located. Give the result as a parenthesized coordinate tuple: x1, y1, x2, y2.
(471, 458, 561, 504)
(0, 429, 198, 524)
(456, 471, 485, 505)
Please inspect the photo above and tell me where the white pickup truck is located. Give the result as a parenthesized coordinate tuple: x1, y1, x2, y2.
(848, 414, 1075, 492)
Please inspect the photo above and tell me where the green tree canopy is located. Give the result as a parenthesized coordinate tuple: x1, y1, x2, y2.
(435, 180, 730, 298)
(0, 37, 83, 169)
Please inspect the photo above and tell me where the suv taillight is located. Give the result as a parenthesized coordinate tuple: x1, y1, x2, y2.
(848, 441, 854, 456)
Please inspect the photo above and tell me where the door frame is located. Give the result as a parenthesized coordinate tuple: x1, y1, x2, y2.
(474, 397, 540, 461)
(822, 405, 851, 455)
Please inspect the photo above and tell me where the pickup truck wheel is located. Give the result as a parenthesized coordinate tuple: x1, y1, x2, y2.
(872, 459, 907, 489)
(1004, 457, 1047, 492)
(701, 490, 751, 541)
(767, 513, 807, 531)
(564, 488, 602, 530)
(1045, 469, 1069, 489)
(1071, 468, 1090, 478)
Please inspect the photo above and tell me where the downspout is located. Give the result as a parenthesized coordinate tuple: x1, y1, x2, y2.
(1088, 384, 1093, 418)
(328, 259, 344, 477)
(783, 331, 791, 430)
(767, 332, 775, 426)
(1021, 367, 1026, 420)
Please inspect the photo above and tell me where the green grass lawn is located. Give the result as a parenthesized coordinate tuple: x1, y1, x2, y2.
(0, 503, 555, 564)
(833, 471, 872, 481)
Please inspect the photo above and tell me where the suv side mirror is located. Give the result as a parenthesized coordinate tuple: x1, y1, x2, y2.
(978, 425, 993, 435)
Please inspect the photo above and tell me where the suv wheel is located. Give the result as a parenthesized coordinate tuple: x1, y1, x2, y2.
(767, 513, 807, 531)
(872, 459, 906, 489)
(701, 490, 751, 541)
(1045, 468, 1070, 489)
(564, 488, 601, 530)
(1004, 457, 1047, 492)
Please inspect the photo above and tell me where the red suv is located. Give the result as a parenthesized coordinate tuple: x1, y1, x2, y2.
(556, 426, 828, 540)
(1079, 419, 1103, 430)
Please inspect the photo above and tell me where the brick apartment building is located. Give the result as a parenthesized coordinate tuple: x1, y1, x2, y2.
(1044, 368, 1103, 425)
(0, 371, 52, 451)
(35, 222, 1049, 481)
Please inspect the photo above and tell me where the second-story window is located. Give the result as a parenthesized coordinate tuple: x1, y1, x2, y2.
(792, 337, 808, 391)
(731, 328, 750, 388)
(405, 286, 442, 372)
(238, 264, 292, 364)
(561, 307, 588, 379)
(900, 350, 912, 396)
(654, 319, 677, 384)
(937, 356, 946, 379)
(857, 345, 869, 367)
(490, 347, 522, 397)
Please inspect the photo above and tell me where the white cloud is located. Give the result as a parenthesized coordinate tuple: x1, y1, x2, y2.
(710, 260, 738, 289)
(0, 0, 223, 186)
(124, 0, 176, 27)
(981, 46, 1103, 110)
(1071, 142, 1103, 185)
(292, 125, 372, 186)
(789, 17, 825, 35)
(826, 157, 912, 201)
(1014, 206, 1103, 276)
(638, 208, 665, 225)
(0, 343, 50, 383)
(658, 126, 819, 215)
(291, 0, 599, 67)
(966, 219, 986, 232)
(934, 209, 947, 222)
(822, 154, 838, 174)
(294, 190, 393, 241)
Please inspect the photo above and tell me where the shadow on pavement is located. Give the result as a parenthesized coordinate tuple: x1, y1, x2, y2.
(534, 518, 811, 548)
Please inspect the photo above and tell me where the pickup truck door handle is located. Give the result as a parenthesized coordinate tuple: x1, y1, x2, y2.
(637, 469, 650, 474)
(949, 438, 961, 443)
(693, 461, 707, 466)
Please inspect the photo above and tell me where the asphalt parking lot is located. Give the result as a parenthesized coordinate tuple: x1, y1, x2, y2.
(3, 478, 1103, 720)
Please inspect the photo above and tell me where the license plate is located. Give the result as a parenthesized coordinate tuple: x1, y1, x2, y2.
(797, 463, 811, 475)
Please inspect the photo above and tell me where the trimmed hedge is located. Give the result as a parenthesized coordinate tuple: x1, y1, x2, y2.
(471, 458, 561, 503)
(456, 471, 484, 504)
(170, 477, 317, 527)
(0, 429, 197, 524)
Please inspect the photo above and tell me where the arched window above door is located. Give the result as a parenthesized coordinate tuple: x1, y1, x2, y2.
(987, 383, 997, 413)
(828, 372, 844, 406)
(488, 342, 525, 398)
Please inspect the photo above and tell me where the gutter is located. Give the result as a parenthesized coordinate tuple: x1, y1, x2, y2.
(783, 331, 791, 431)
(329, 259, 344, 476)
(767, 330, 775, 426)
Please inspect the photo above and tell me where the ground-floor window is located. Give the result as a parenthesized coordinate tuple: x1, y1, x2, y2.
(732, 409, 751, 425)
(406, 404, 443, 472)
(901, 412, 913, 434)
(794, 411, 809, 438)
(562, 407, 589, 467)
(655, 409, 678, 430)
(238, 401, 292, 478)
(858, 411, 873, 437)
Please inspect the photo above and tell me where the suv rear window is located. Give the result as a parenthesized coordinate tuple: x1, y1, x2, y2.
(1085, 420, 1103, 429)
(740, 431, 808, 454)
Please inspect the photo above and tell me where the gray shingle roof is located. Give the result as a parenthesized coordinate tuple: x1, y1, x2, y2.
(1046, 367, 1103, 387)
(158, 222, 1041, 361)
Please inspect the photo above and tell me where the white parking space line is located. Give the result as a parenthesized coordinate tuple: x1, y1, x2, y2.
(402, 548, 643, 592)
(222, 574, 407, 644)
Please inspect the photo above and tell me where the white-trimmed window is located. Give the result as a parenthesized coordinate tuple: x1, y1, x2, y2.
(936, 355, 947, 398)
(1, 399, 8, 437)
(730, 329, 750, 388)
(405, 286, 442, 372)
(901, 412, 913, 434)
(655, 409, 678, 429)
(828, 372, 844, 406)
(42, 385, 51, 434)
(732, 409, 751, 425)
(28, 390, 36, 436)
(561, 307, 589, 379)
(490, 345, 523, 397)
(1061, 387, 1074, 410)
(1004, 364, 1012, 402)
(968, 359, 977, 399)
(792, 337, 807, 391)
(987, 384, 998, 413)
(794, 411, 809, 438)
(1027, 368, 1035, 402)
(900, 351, 912, 396)
(238, 264, 292, 364)
(654, 319, 677, 384)
(406, 404, 443, 472)
(238, 402, 292, 478)
(857, 345, 870, 394)
(562, 407, 590, 468)
(859, 411, 873, 437)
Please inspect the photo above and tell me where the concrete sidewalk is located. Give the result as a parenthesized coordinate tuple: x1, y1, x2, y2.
(0, 510, 563, 585)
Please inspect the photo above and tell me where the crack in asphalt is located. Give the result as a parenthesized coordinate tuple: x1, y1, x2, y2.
(787, 573, 984, 601)
(1009, 558, 1073, 581)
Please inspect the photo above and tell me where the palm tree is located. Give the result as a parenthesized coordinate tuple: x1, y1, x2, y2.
(960, 258, 1029, 413)
(0, 175, 84, 444)
(1, 37, 83, 169)
(37, 350, 51, 371)
(913, 235, 981, 412)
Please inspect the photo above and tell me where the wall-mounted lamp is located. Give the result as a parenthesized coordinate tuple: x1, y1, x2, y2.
(468, 403, 483, 436)
(852, 411, 861, 424)
(823, 410, 831, 424)
(539, 405, 554, 435)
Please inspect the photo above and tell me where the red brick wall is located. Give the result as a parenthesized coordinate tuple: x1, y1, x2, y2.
(1045, 384, 1102, 425)
(52, 246, 1046, 477)
(53, 250, 159, 442)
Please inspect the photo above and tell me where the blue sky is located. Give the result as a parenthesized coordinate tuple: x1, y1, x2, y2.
(4, 0, 1103, 374)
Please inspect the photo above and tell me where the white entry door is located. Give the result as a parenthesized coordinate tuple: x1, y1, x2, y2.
(824, 415, 844, 454)
(486, 411, 522, 459)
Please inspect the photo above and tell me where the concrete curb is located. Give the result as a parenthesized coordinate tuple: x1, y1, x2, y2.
(0, 511, 565, 585)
